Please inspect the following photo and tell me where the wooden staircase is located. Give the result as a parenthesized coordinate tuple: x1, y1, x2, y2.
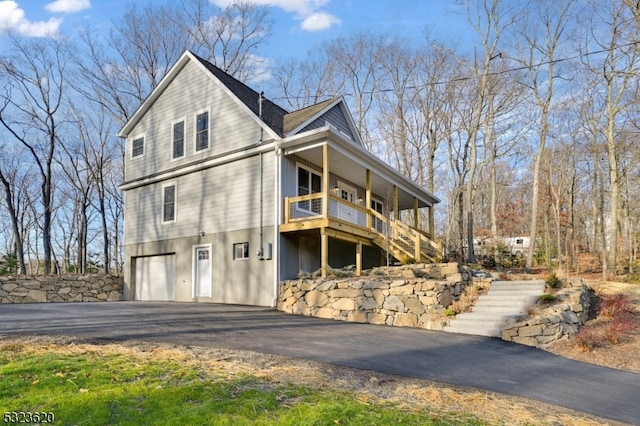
(370, 210, 440, 264)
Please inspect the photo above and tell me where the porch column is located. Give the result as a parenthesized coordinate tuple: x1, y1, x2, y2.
(428, 206, 434, 238)
(321, 229, 328, 278)
(393, 185, 399, 221)
(413, 197, 419, 229)
(322, 144, 329, 219)
(365, 169, 372, 230)
(355, 241, 362, 276)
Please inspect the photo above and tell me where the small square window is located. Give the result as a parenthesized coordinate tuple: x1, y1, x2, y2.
(132, 137, 144, 157)
(233, 242, 249, 260)
(173, 121, 184, 159)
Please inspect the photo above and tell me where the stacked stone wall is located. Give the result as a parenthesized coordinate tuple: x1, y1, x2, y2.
(0, 275, 123, 303)
(278, 263, 471, 331)
(501, 278, 593, 347)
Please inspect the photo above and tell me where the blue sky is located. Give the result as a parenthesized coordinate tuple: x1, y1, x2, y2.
(0, 0, 475, 60)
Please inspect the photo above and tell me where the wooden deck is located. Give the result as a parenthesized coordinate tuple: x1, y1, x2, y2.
(280, 192, 441, 276)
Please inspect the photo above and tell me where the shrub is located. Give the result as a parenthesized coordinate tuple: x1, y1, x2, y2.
(297, 270, 311, 279)
(573, 327, 604, 352)
(604, 316, 637, 344)
(546, 273, 563, 289)
(538, 294, 557, 303)
(599, 293, 634, 319)
(326, 266, 353, 278)
(370, 267, 386, 276)
(443, 309, 456, 316)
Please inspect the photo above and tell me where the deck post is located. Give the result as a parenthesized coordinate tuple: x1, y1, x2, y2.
(322, 144, 329, 219)
(413, 197, 419, 230)
(284, 196, 290, 224)
(365, 169, 372, 230)
(356, 241, 362, 276)
(321, 229, 328, 278)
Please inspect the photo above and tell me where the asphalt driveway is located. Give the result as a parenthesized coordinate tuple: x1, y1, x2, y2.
(1, 301, 639, 424)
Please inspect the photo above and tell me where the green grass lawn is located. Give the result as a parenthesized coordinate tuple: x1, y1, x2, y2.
(0, 343, 485, 426)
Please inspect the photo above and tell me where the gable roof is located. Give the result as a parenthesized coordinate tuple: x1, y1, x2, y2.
(118, 50, 363, 144)
(191, 54, 287, 137)
(118, 50, 287, 139)
(282, 98, 336, 135)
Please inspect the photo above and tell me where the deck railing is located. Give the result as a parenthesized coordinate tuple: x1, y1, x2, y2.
(283, 194, 440, 262)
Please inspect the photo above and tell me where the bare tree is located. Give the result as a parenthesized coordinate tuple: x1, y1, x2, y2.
(458, 0, 524, 263)
(0, 150, 28, 274)
(580, 0, 639, 277)
(0, 35, 71, 275)
(183, 0, 274, 82)
(512, 0, 578, 271)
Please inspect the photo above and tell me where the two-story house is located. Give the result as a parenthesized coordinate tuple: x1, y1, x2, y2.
(118, 50, 440, 306)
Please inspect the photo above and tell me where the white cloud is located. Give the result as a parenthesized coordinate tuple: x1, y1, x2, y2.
(0, 1, 62, 37)
(300, 11, 340, 31)
(209, 0, 339, 31)
(45, 0, 91, 13)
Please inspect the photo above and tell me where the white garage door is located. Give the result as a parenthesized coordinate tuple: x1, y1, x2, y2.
(135, 255, 175, 301)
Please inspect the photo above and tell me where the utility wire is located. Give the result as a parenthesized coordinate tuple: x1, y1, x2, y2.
(270, 40, 640, 102)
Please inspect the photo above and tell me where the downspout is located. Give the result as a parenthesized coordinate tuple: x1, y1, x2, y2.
(258, 91, 264, 260)
(273, 144, 281, 307)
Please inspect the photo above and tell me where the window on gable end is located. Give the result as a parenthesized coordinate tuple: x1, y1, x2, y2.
(132, 136, 144, 158)
(195, 110, 209, 152)
(172, 120, 185, 159)
(163, 183, 176, 223)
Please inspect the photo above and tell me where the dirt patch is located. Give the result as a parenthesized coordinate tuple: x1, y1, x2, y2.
(0, 335, 625, 426)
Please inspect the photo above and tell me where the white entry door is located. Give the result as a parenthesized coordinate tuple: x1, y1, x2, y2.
(194, 246, 212, 298)
(336, 181, 363, 225)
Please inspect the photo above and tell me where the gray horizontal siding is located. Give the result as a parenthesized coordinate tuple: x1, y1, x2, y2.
(125, 59, 263, 183)
(299, 104, 354, 140)
(125, 151, 276, 245)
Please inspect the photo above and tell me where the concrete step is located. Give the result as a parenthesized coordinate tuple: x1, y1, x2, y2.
(490, 280, 545, 290)
(444, 323, 503, 337)
(444, 279, 544, 338)
(455, 312, 522, 321)
(474, 296, 538, 308)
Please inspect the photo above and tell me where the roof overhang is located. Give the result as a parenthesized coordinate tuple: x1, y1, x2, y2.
(279, 126, 440, 209)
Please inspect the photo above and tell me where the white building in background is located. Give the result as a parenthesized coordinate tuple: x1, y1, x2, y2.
(474, 236, 530, 257)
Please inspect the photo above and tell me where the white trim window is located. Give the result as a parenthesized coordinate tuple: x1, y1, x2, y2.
(172, 119, 185, 159)
(194, 109, 210, 152)
(131, 134, 145, 158)
(297, 164, 322, 214)
(233, 242, 249, 260)
(162, 182, 177, 223)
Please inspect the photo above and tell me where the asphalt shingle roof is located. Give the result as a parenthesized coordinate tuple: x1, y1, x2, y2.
(192, 53, 288, 137)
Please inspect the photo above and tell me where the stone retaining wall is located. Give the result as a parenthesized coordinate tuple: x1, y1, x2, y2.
(0, 275, 123, 303)
(501, 278, 593, 347)
(278, 263, 471, 331)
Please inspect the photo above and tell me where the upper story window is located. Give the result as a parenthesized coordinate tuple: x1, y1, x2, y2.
(195, 110, 209, 152)
(172, 120, 185, 159)
(131, 136, 144, 158)
(162, 183, 176, 223)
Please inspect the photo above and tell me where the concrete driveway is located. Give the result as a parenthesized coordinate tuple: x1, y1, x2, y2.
(1, 301, 639, 424)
